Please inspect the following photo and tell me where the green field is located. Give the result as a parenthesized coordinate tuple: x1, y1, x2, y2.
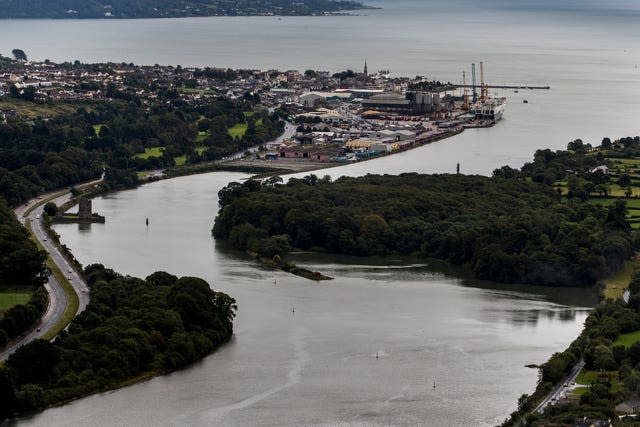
(0, 98, 77, 117)
(196, 131, 209, 142)
(575, 370, 621, 392)
(228, 123, 248, 139)
(603, 259, 637, 300)
(228, 118, 263, 139)
(614, 330, 640, 347)
(133, 146, 165, 159)
(0, 292, 31, 314)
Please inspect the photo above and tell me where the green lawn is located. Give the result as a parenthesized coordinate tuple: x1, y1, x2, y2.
(0, 292, 31, 313)
(603, 259, 637, 300)
(614, 330, 640, 347)
(228, 118, 263, 139)
(196, 131, 209, 142)
(607, 158, 640, 166)
(572, 386, 589, 396)
(0, 98, 76, 117)
(228, 123, 248, 139)
(133, 146, 164, 159)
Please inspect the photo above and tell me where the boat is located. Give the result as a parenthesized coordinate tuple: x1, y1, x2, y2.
(523, 100, 528, 104)
(471, 97, 506, 123)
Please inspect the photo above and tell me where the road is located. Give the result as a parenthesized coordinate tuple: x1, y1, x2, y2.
(533, 358, 585, 414)
(0, 183, 96, 361)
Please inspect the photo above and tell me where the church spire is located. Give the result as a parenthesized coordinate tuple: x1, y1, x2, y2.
(363, 60, 368, 77)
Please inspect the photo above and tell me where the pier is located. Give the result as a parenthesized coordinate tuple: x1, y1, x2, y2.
(454, 84, 550, 90)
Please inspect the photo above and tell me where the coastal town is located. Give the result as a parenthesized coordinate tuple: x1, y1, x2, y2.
(0, 55, 505, 171)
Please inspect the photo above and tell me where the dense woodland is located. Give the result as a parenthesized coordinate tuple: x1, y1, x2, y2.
(0, 0, 368, 19)
(213, 171, 637, 287)
(0, 84, 283, 205)
(0, 266, 236, 420)
(0, 198, 49, 349)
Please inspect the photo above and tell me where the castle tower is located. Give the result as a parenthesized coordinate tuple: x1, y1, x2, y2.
(78, 197, 92, 220)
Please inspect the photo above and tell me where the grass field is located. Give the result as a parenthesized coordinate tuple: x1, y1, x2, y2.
(576, 370, 620, 392)
(614, 330, 640, 347)
(133, 146, 164, 159)
(228, 123, 248, 139)
(603, 259, 637, 300)
(196, 131, 209, 142)
(228, 118, 263, 139)
(0, 292, 32, 314)
(0, 98, 76, 117)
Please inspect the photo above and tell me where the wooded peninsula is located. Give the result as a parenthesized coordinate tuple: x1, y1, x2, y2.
(213, 144, 637, 288)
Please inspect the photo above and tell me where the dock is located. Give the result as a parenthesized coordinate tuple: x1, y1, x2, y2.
(454, 84, 550, 90)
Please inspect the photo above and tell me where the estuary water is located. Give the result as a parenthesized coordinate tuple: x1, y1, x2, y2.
(8, 172, 593, 427)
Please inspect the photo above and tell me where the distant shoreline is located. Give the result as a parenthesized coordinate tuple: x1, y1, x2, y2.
(0, 2, 379, 20)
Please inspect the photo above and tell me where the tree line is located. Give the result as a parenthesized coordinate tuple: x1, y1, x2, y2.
(0, 197, 49, 349)
(0, 265, 236, 421)
(503, 268, 640, 425)
(0, 88, 283, 205)
(213, 171, 637, 287)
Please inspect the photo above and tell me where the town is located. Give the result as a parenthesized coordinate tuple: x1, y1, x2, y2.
(0, 53, 505, 172)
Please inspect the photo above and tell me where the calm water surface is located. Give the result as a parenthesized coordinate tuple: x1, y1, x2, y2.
(6, 172, 593, 427)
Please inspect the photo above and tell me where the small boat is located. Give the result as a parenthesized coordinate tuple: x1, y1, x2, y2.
(514, 90, 519, 93)
(523, 100, 529, 104)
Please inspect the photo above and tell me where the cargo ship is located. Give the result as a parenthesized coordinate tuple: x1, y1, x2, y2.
(472, 97, 506, 123)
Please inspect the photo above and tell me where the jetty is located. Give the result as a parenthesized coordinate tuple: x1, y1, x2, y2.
(454, 84, 550, 90)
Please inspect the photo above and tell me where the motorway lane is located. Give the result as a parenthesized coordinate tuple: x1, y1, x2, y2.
(0, 185, 96, 361)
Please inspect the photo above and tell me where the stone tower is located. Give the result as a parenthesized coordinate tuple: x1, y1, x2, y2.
(78, 198, 92, 220)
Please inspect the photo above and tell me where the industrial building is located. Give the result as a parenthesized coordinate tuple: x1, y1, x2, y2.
(360, 91, 440, 116)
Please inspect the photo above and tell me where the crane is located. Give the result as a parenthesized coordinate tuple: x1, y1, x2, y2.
(471, 63, 477, 103)
(480, 61, 489, 101)
(462, 70, 469, 110)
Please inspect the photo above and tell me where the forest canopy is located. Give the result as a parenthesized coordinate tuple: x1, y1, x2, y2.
(213, 173, 637, 287)
(0, 265, 236, 420)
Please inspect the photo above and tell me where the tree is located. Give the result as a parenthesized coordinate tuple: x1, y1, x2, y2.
(11, 49, 27, 61)
(618, 174, 631, 187)
(602, 137, 612, 149)
(43, 202, 58, 217)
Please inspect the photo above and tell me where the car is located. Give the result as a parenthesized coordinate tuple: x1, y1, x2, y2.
(68, 268, 72, 273)
(43, 237, 47, 242)
(36, 327, 41, 332)
(563, 383, 568, 387)
(36, 214, 40, 219)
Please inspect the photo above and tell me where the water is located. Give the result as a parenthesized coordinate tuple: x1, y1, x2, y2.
(3, 172, 592, 427)
(2, 1, 633, 424)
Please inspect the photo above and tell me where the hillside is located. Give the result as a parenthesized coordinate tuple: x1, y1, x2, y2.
(0, 0, 371, 19)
